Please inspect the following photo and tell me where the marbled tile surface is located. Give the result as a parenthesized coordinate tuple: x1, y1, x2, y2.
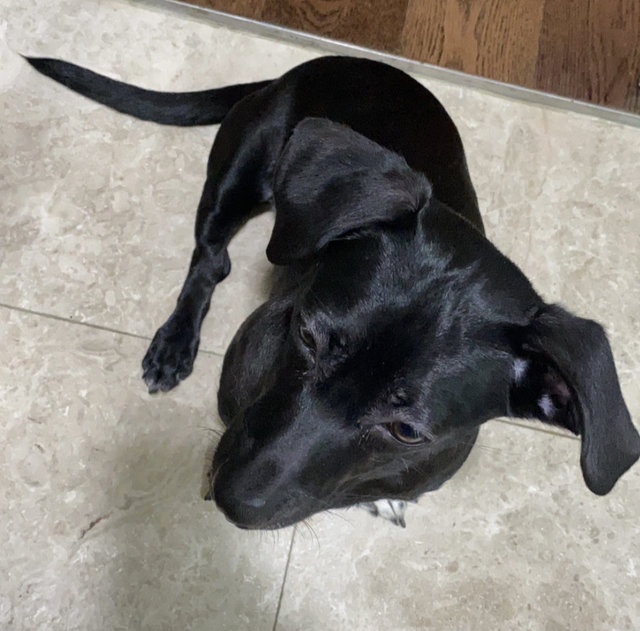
(279, 421, 640, 631)
(0, 308, 294, 631)
(1, 0, 639, 629)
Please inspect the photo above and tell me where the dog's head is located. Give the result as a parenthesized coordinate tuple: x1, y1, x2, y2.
(212, 119, 639, 529)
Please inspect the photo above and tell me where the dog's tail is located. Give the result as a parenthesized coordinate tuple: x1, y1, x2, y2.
(24, 57, 272, 126)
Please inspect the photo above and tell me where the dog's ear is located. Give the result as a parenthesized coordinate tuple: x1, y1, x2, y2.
(267, 117, 432, 264)
(508, 304, 639, 495)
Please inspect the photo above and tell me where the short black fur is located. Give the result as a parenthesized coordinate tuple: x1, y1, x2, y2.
(27, 55, 640, 529)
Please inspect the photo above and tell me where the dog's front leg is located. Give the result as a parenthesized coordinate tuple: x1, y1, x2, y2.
(142, 99, 278, 393)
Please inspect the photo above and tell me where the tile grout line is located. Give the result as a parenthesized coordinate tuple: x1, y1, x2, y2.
(0, 302, 225, 357)
(272, 526, 297, 631)
(493, 418, 580, 442)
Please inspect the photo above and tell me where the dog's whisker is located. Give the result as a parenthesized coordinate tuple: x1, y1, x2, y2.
(299, 519, 320, 547)
(469, 441, 503, 455)
(196, 425, 224, 438)
(297, 489, 335, 512)
(323, 509, 354, 526)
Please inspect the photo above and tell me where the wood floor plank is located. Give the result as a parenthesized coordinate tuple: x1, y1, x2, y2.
(176, 0, 640, 113)
(401, 0, 546, 88)
(536, 0, 640, 112)
(259, 0, 409, 53)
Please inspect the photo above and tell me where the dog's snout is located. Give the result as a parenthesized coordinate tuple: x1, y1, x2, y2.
(213, 459, 280, 528)
(213, 482, 269, 527)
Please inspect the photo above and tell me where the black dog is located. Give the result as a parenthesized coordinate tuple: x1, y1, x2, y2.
(27, 55, 640, 530)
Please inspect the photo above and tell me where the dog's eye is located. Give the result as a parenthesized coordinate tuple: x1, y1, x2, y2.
(387, 421, 427, 445)
(298, 325, 316, 351)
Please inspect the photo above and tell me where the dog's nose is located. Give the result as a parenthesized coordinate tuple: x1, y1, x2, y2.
(244, 496, 266, 508)
(212, 464, 276, 527)
(204, 489, 264, 507)
(214, 487, 270, 527)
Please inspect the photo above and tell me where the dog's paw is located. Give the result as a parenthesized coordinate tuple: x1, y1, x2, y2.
(142, 319, 199, 393)
(360, 499, 407, 527)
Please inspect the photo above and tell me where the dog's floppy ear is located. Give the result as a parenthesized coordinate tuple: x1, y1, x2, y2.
(267, 117, 432, 264)
(508, 304, 640, 495)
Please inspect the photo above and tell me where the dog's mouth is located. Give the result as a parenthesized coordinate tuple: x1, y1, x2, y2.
(230, 519, 292, 531)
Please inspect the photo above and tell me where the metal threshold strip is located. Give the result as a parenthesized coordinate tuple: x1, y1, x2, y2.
(132, 0, 640, 129)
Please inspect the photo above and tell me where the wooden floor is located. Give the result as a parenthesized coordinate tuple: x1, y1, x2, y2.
(186, 0, 640, 114)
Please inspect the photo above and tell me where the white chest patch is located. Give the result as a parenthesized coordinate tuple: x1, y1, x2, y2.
(360, 499, 408, 527)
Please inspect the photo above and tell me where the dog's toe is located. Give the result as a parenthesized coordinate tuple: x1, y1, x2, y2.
(142, 367, 185, 393)
(142, 321, 198, 393)
(360, 499, 408, 527)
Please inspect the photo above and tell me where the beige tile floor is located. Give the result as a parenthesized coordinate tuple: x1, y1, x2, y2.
(1, 1, 639, 629)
